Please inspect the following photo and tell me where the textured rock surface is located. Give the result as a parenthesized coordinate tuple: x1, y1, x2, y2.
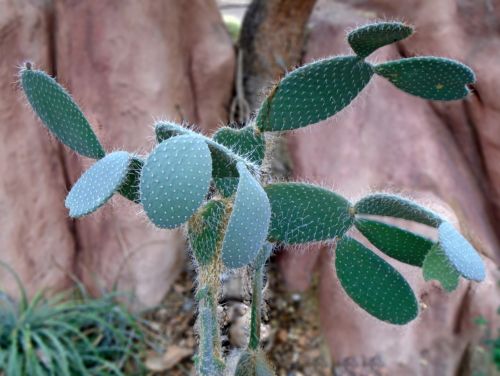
(0, 0, 235, 307)
(0, 0, 75, 297)
(278, 1, 500, 374)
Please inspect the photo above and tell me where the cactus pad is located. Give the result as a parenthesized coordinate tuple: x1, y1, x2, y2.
(422, 244, 459, 292)
(374, 57, 475, 100)
(221, 163, 271, 269)
(256, 56, 373, 131)
(347, 22, 413, 58)
(21, 67, 105, 159)
(213, 126, 265, 166)
(354, 193, 443, 227)
(438, 222, 485, 281)
(188, 200, 227, 266)
(65, 151, 132, 218)
(212, 125, 265, 196)
(155, 121, 193, 142)
(140, 135, 212, 229)
(335, 237, 419, 324)
(117, 157, 143, 203)
(355, 218, 434, 266)
(265, 183, 354, 244)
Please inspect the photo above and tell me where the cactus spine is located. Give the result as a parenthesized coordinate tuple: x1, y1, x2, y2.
(19, 21, 486, 375)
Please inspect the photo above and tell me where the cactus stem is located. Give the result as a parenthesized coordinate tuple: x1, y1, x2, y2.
(249, 263, 264, 350)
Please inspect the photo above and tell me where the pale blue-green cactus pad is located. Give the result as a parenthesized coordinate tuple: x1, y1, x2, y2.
(65, 151, 132, 218)
(222, 163, 271, 269)
(438, 221, 485, 281)
(140, 135, 212, 229)
(21, 67, 105, 159)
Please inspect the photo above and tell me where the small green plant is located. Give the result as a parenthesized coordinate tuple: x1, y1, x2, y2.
(19, 22, 485, 375)
(0, 264, 146, 375)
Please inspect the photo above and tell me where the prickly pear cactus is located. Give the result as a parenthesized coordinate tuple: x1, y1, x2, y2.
(19, 21, 486, 375)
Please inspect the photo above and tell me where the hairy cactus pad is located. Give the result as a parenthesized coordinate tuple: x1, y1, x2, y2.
(117, 156, 143, 203)
(21, 66, 105, 159)
(265, 183, 354, 244)
(354, 193, 443, 227)
(221, 163, 271, 269)
(348, 21, 413, 58)
(256, 56, 373, 131)
(335, 237, 419, 324)
(437, 222, 485, 281)
(423, 244, 460, 292)
(188, 200, 227, 266)
(65, 151, 132, 217)
(140, 135, 212, 229)
(374, 57, 475, 100)
(212, 126, 265, 196)
(355, 218, 433, 266)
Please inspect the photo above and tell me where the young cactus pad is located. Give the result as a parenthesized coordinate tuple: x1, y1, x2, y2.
(347, 21, 414, 58)
(422, 244, 460, 292)
(140, 135, 212, 229)
(21, 65, 105, 159)
(65, 151, 134, 218)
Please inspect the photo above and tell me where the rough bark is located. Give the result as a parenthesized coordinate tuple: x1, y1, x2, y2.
(239, 0, 317, 110)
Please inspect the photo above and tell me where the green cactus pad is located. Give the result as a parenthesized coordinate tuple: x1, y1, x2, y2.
(422, 244, 459, 292)
(140, 135, 212, 229)
(65, 151, 132, 218)
(213, 126, 265, 165)
(437, 221, 485, 281)
(355, 218, 434, 266)
(212, 125, 265, 196)
(354, 193, 443, 227)
(235, 350, 274, 376)
(347, 22, 413, 58)
(221, 163, 271, 269)
(155, 121, 193, 142)
(188, 200, 227, 266)
(374, 57, 475, 100)
(21, 67, 105, 159)
(117, 157, 143, 203)
(256, 56, 374, 131)
(265, 183, 354, 244)
(336, 237, 419, 324)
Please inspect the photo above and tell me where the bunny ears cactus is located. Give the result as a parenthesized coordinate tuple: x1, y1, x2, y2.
(20, 21, 483, 375)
